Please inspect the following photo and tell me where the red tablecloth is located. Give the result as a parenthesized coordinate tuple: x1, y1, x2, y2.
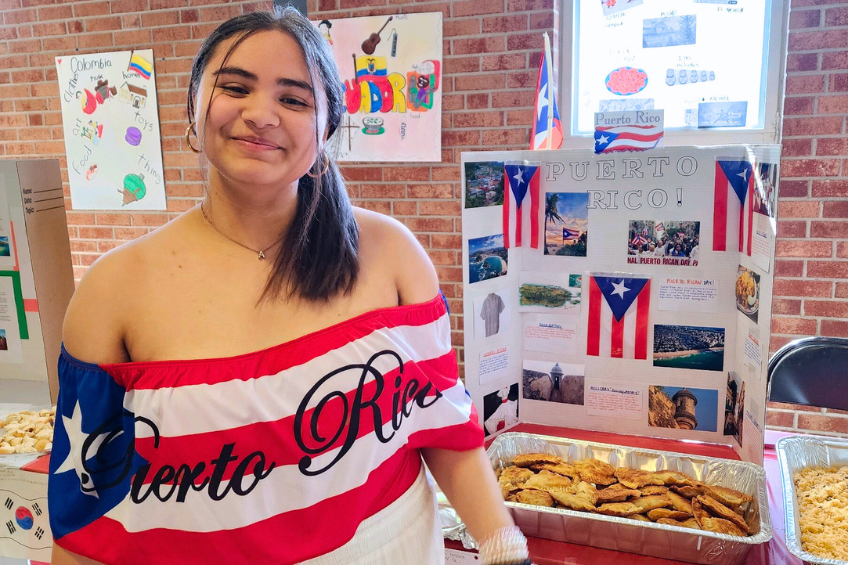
(445, 424, 802, 565)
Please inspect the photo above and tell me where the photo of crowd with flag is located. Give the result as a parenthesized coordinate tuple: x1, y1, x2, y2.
(461, 145, 780, 466)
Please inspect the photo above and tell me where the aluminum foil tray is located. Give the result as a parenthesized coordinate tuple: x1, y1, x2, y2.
(776, 435, 848, 565)
(488, 432, 771, 565)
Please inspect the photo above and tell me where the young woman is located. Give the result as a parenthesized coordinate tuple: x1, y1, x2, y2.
(48, 8, 529, 565)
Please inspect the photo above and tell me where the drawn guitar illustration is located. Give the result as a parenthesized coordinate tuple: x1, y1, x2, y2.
(361, 16, 393, 55)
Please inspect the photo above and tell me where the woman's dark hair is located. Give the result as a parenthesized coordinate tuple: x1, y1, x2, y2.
(187, 7, 359, 303)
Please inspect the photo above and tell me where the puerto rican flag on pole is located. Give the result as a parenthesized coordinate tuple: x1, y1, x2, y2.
(503, 161, 541, 249)
(587, 275, 651, 360)
(530, 33, 563, 150)
(713, 159, 755, 255)
(563, 227, 580, 241)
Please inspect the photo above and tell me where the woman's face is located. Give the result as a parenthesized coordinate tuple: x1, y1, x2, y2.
(195, 30, 328, 191)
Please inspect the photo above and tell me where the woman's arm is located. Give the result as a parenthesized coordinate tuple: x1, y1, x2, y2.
(372, 213, 528, 562)
(52, 253, 133, 565)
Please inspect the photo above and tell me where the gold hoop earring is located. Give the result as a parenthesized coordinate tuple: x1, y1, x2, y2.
(305, 151, 330, 179)
(185, 123, 201, 154)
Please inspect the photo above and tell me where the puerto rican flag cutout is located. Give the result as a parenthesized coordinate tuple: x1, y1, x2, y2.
(587, 275, 651, 360)
(594, 124, 663, 153)
(713, 160, 755, 255)
(503, 161, 541, 249)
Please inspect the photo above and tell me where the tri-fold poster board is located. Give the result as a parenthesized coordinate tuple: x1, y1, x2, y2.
(462, 145, 779, 464)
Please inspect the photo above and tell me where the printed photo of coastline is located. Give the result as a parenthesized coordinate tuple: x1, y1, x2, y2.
(653, 324, 725, 372)
(468, 234, 508, 284)
(648, 385, 718, 433)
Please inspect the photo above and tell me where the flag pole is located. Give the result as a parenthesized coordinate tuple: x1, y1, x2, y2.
(544, 32, 554, 151)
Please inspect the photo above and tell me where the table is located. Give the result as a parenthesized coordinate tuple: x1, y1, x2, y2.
(445, 424, 803, 565)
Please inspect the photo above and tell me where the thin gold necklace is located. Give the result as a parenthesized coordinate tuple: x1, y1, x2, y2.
(199, 202, 275, 260)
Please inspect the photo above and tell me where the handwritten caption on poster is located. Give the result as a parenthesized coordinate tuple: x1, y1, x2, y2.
(479, 346, 509, 385)
(586, 382, 643, 419)
(657, 277, 718, 313)
(523, 315, 578, 354)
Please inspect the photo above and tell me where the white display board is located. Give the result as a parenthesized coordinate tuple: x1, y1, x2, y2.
(314, 13, 443, 162)
(55, 50, 167, 211)
(571, 0, 773, 135)
(462, 146, 779, 465)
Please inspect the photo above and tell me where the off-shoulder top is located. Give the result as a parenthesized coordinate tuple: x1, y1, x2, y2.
(48, 295, 483, 565)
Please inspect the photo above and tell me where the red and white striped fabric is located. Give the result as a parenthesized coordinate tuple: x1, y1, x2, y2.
(50, 295, 482, 565)
(586, 275, 652, 360)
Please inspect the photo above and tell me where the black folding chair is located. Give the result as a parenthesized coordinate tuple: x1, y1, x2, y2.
(767, 336, 848, 411)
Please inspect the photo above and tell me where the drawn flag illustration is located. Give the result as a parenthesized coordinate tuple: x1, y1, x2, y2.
(587, 275, 651, 360)
(128, 53, 152, 80)
(563, 227, 580, 241)
(503, 161, 541, 249)
(594, 122, 663, 153)
(530, 33, 563, 150)
(713, 159, 755, 255)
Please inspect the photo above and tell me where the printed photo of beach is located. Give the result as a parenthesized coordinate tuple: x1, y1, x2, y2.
(653, 324, 725, 372)
(468, 234, 508, 284)
(544, 192, 588, 257)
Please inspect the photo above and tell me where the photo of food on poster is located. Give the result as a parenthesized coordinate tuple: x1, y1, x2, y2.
(735, 266, 760, 324)
(544, 192, 589, 257)
(468, 234, 508, 284)
(523, 360, 584, 406)
(483, 383, 519, 437)
(627, 220, 699, 266)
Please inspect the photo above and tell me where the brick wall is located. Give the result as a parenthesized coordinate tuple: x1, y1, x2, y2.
(0, 0, 845, 436)
(765, 0, 848, 437)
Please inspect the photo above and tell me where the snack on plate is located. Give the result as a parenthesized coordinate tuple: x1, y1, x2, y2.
(498, 452, 756, 537)
(793, 465, 848, 561)
(0, 407, 55, 454)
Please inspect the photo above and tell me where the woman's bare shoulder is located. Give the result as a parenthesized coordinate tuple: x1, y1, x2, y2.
(62, 215, 187, 364)
(353, 207, 439, 305)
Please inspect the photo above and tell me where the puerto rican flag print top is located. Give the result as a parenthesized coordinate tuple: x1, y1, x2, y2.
(48, 295, 482, 565)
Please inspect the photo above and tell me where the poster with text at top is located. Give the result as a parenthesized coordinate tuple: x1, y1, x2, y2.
(461, 145, 779, 465)
(55, 49, 166, 210)
(314, 13, 442, 162)
(573, 0, 771, 133)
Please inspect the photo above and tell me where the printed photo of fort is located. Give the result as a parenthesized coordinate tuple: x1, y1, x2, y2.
(653, 324, 725, 372)
(648, 386, 718, 432)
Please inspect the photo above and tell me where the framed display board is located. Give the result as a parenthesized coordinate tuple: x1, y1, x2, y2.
(461, 145, 779, 465)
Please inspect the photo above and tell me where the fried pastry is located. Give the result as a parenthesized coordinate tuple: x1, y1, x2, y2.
(498, 466, 534, 499)
(699, 517, 746, 537)
(667, 491, 694, 515)
(513, 453, 562, 468)
(696, 495, 749, 534)
(596, 484, 642, 503)
(692, 497, 710, 524)
(630, 495, 672, 513)
(656, 517, 701, 530)
(628, 514, 652, 522)
(575, 458, 617, 485)
(597, 502, 642, 517)
(523, 470, 572, 491)
(647, 508, 691, 521)
(704, 485, 752, 511)
(572, 480, 600, 505)
(549, 490, 597, 512)
(616, 467, 665, 489)
(638, 485, 669, 496)
(530, 462, 578, 478)
(652, 470, 695, 486)
(511, 488, 555, 507)
(670, 485, 705, 498)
